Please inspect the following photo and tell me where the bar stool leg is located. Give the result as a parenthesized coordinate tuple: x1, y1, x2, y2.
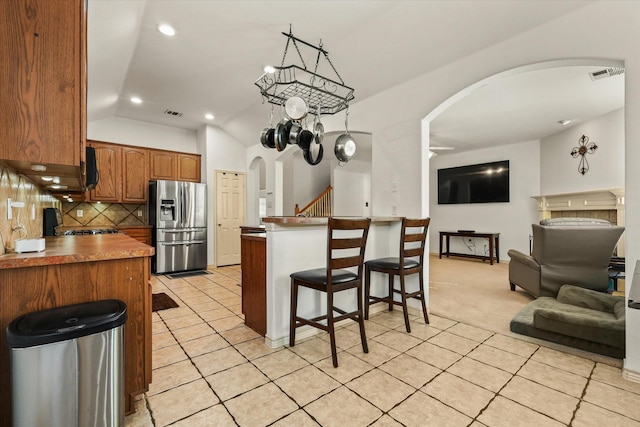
(357, 281, 368, 354)
(364, 266, 371, 320)
(327, 289, 338, 368)
(289, 279, 298, 347)
(399, 274, 411, 333)
(387, 274, 394, 312)
(418, 272, 430, 324)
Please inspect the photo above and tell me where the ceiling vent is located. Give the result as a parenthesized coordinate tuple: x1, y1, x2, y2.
(589, 67, 625, 81)
(163, 109, 184, 117)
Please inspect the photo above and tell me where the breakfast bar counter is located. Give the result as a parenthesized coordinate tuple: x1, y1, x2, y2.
(251, 216, 415, 347)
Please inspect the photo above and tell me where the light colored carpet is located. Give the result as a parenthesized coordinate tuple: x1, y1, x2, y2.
(428, 253, 533, 336)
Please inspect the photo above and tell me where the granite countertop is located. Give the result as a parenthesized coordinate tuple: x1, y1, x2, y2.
(261, 216, 401, 225)
(56, 224, 153, 233)
(0, 234, 154, 270)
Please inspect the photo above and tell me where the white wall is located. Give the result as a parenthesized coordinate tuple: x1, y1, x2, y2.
(88, 116, 197, 152)
(333, 168, 372, 216)
(429, 141, 540, 260)
(199, 125, 247, 266)
(540, 108, 625, 195)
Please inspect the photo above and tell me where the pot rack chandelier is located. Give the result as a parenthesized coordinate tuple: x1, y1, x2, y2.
(255, 27, 355, 116)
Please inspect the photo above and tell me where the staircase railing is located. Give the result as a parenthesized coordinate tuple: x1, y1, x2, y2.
(295, 185, 333, 217)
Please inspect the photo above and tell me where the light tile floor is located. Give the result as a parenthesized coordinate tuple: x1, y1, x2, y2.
(126, 266, 640, 427)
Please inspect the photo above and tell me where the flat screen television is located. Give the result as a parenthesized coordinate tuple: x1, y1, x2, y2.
(438, 160, 509, 204)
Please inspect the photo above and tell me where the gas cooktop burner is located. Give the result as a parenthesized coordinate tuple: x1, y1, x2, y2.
(62, 229, 120, 236)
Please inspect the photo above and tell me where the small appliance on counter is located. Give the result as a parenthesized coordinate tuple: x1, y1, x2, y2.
(43, 208, 63, 236)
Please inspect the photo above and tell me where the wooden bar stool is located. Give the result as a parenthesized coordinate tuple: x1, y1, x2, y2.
(364, 217, 430, 333)
(289, 217, 371, 367)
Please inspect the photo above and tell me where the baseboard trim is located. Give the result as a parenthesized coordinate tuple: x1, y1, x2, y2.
(623, 366, 640, 384)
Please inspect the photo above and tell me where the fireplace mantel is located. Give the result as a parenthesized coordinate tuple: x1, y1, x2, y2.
(532, 188, 624, 212)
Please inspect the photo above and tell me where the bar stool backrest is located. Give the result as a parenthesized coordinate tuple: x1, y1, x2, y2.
(400, 218, 431, 266)
(326, 217, 372, 282)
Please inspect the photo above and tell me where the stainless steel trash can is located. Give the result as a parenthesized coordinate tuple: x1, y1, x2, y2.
(6, 300, 127, 427)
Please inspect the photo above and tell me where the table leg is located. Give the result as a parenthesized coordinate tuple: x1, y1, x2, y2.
(495, 235, 500, 263)
(439, 233, 443, 259)
(488, 237, 494, 265)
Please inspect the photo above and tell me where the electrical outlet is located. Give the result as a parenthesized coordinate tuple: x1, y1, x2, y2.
(137, 210, 143, 217)
(77, 209, 83, 218)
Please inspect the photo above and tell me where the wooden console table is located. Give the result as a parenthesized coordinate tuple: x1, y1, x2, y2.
(439, 231, 500, 265)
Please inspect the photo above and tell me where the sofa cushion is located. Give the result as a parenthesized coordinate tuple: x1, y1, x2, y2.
(557, 284, 624, 318)
(510, 297, 625, 359)
(532, 299, 624, 348)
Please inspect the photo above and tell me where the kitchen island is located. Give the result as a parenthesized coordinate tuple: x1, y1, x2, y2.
(248, 216, 412, 347)
(0, 233, 154, 425)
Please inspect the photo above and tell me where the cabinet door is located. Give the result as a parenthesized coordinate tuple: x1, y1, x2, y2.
(0, 0, 85, 168)
(122, 147, 148, 202)
(177, 153, 201, 182)
(89, 142, 121, 202)
(149, 150, 177, 180)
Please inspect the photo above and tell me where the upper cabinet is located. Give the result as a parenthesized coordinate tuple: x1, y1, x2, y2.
(89, 142, 121, 202)
(150, 150, 201, 183)
(149, 150, 177, 181)
(87, 141, 199, 202)
(122, 146, 148, 202)
(87, 141, 148, 203)
(177, 153, 201, 182)
(0, 0, 86, 188)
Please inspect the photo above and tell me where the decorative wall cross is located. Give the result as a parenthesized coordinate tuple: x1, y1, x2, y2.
(570, 134, 598, 175)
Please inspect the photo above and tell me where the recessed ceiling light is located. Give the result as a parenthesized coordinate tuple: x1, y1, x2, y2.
(263, 65, 275, 74)
(131, 96, 142, 104)
(558, 119, 572, 125)
(205, 113, 214, 120)
(41, 176, 53, 182)
(31, 164, 47, 172)
(157, 24, 176, 36)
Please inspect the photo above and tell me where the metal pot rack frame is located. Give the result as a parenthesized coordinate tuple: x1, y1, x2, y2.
(255, 28, 355, 116)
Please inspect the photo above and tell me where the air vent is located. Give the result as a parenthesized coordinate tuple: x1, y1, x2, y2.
(164, 109, 184, 117)
(589, 67, 625, 81)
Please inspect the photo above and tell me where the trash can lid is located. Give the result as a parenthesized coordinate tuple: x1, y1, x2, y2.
(6, 299, 127, 348)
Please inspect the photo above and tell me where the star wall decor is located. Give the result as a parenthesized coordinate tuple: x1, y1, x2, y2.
(570, 134, 598, 175)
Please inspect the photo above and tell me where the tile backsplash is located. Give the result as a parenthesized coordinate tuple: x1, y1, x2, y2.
(62, 202, 147, 227)
(0, 163, 60, 253)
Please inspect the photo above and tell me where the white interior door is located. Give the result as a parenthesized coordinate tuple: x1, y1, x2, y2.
(215, 170, 245, 266)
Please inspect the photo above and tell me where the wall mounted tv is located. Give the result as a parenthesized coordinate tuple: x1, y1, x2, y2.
(438, 160, 509, 204)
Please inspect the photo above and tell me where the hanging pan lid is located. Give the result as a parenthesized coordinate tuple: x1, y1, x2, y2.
(284, 96, 308, 120)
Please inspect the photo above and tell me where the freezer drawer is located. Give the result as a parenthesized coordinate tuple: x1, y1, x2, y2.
(155, 238, 207, 274)
(156, 228, 206, 243)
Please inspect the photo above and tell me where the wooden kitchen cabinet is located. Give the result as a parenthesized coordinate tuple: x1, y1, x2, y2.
(177, 153, 201, 182)
(0, 0, 86, 185)
(149, 150, 177, 181)
(150, 149, 201, 182)
(122, 146, 148, 202)
(241, 233, 267, 336)
(87, 141, 148, 202)
(89, 141, 121, 202)
(119, 227, 152, 245)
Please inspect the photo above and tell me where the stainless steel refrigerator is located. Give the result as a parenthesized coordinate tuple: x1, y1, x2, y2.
(149, 180, 207, 274)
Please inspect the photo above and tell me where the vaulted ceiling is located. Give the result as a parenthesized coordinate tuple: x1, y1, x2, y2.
(88, 1, 623, 153)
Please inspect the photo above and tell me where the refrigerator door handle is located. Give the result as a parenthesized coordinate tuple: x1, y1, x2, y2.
(161, 241, 205, 246)
(160, 229, 202, 233)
